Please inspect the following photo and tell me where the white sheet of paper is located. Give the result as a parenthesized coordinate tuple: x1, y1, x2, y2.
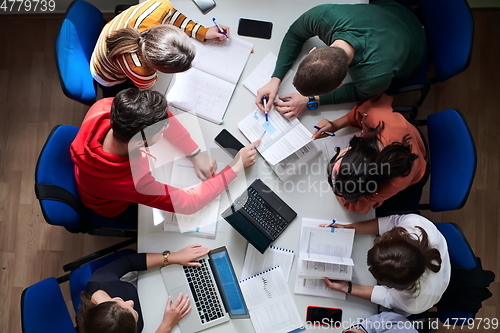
(294, 277, 346, 300)
(241, 244, 295, 282)
(322, 132, 361, 161)
(243, 52, 277, 95)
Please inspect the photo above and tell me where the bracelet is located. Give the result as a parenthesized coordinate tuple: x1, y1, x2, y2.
(186, 148, 201, 159)
(162, 250, 171, 266)
(346, 281, 352, 295)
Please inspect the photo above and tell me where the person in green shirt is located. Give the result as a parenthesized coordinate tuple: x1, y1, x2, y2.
(256, 0, 425, 119)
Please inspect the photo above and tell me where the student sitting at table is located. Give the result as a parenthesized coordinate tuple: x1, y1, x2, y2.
(313, 93, 427, 216)
(255, 0, 425, 119)
(91, 0, 229, 97)
(71, 88, 259, 221)
(77, 244, 209, 333)
(321, 214, 451, 315)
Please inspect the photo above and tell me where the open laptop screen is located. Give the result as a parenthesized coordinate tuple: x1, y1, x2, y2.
(209, 248, 249, 319)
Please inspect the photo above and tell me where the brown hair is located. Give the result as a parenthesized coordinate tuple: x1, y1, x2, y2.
(106, 25, 196, 73)
(76, 293, 136, 333)
(293, 46, 348, 96)
(367, 226, 442, 291)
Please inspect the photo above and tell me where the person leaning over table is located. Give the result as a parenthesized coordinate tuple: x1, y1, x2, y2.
(91, 0, 230, 97)
(77, 244, 209, 333)
(256, 0, 425, 119)
(320, 214, 450, 315)
(313, 94, 427, 215)
(70, 88, 260, 221)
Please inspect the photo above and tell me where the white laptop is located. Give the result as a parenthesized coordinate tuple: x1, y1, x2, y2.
(160, 246, 249, 333)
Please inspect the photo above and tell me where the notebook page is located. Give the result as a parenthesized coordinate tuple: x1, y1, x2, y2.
(239, 267, 304, 333)
(166, 68, 235, 124)
(241, 244, 295, 282)
(191, 37, 254, 84)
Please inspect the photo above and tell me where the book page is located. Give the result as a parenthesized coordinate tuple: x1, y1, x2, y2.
(299, 226, 355, 263)
(241, 244, 295, 282)
(296, 259, 353, 280)
(262, 124, 312, 165)
(191, 37, 254, 84)
(166, 157, 220, 236)
(270, 141, 322, 182)
(240, 267, 304, 333)
(166, 68, 235, 124)
(294, 277, 346, 300)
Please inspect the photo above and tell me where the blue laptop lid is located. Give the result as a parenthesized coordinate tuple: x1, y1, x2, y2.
(209, 247, 250, 319)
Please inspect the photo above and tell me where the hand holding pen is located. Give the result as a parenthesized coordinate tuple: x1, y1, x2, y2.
(211, 18, 229, 40)
(312, 118, 337, 139)
(262, 96, 269, 123)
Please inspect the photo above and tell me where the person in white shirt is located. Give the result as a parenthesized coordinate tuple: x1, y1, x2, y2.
(345, 312, 419, 333)
(321, 214, 451, 314)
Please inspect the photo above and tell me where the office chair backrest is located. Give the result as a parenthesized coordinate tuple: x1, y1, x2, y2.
(35, 125, 84, 230)
(427, 109, 476, 212)
(419, 0, 474, 83)
(55, 0, 104, 105)
(69, 249, 136, 312)
(21, 277, 77, 333)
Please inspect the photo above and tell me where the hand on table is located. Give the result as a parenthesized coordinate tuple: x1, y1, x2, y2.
(158, 293, 191, 333)
(230, 140, 261, 173)
(318, 223, 354, 229)
(191, 152, 217, 180)
(168, 244, 210, 267)
(206, 25, 230, 42)
(322, 277, 350, 293)
(256, 77, 281, 112)
(274, 93, 308, 119)
(312, 118, 337, 140)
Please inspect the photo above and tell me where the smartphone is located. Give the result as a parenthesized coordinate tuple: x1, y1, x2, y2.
(191, 0, 216, 14)
(306, 306, 342, 327)
(214, 129, 245, 158)
(237, 18, 273, 39)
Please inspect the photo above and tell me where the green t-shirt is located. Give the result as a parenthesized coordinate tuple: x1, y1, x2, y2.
(272, 0, 425, 104)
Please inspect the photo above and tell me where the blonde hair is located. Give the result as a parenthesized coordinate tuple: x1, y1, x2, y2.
(106, 25, 196, 73)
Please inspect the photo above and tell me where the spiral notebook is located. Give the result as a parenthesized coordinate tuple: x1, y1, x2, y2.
(239, 266, 305, 333)
(241, 243, 295, 282)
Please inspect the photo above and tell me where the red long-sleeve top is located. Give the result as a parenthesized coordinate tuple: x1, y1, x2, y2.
(70, 98, 237, 218)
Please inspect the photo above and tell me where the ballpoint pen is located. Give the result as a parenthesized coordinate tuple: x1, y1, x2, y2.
(212, 18, 228, 39)
(262, 96, 269, 123)
(314, 126, 335, 137)
(327, 219, 337, 227)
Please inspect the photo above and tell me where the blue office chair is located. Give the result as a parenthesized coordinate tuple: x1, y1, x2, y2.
(34, 125, 137, 237)
(69, 248, 136, 312)
(21, 249, 135, 333)
(388, 0, 474, 106)
(417, 109, 476, 212)
(408, 223, 494, 328)
(55, 0, 104, 105)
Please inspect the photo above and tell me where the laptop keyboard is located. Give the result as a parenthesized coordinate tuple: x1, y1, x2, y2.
(184, 259, 225, 324)
(235, 186, 288, 239)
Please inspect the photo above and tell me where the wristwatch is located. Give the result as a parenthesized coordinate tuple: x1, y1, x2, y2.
(306, 96, 319, 110)
(162, 250, 171, 266)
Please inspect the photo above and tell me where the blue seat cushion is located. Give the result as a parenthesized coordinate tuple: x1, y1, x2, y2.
(434, 223, 477, 270)
(21, 278, 77, 333)
(427, 110, 476, 212)
(55, 0, 103, 105)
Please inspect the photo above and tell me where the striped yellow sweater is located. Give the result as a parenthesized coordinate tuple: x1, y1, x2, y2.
(90, 0, 208, 89)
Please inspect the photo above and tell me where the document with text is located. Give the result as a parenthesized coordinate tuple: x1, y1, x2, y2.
(241, 244, 295, 282)
(239, 266, 305, 333)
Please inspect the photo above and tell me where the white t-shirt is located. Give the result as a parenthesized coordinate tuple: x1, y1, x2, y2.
(370, 214, 451, 314)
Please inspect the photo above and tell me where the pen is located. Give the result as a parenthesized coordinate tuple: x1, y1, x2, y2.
(327, 219, 337, 227)
(314, 125, 335, 137)
(212, 18, 228, 39)
(262, 96, 269, 122)
(258, 130, 266, 140)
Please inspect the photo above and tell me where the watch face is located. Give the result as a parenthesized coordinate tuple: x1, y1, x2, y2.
(307, 101, 319, 110)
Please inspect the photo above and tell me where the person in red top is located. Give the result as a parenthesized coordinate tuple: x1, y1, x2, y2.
(71, 88, 258, 219)
(312, 94, 427, 215)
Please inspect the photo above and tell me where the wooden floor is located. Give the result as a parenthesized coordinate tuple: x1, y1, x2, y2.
(0, 10, 498, 333)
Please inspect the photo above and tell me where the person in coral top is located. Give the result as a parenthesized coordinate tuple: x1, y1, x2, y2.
(312, 94, 427, 215)
(71, 88, 258, 220)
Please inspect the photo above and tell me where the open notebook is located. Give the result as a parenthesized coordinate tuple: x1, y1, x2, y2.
(166, 37, 253, 124)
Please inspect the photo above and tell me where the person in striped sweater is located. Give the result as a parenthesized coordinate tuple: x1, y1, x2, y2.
(91, 0, 229, 96)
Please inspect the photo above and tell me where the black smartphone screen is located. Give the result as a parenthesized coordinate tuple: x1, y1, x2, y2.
(306, 307, 342, 326)
(191, 0, 216, 14)
(214, 129, 245, 158)
(237, 18, 273, 39)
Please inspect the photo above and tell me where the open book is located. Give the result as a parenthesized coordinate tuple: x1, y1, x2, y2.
(239, 267, 305, 333)
(152, 157, 220, 239)
(166, 37, 253, 124)
(238, 109, 312, 165)
(297, 218, 355, 280)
